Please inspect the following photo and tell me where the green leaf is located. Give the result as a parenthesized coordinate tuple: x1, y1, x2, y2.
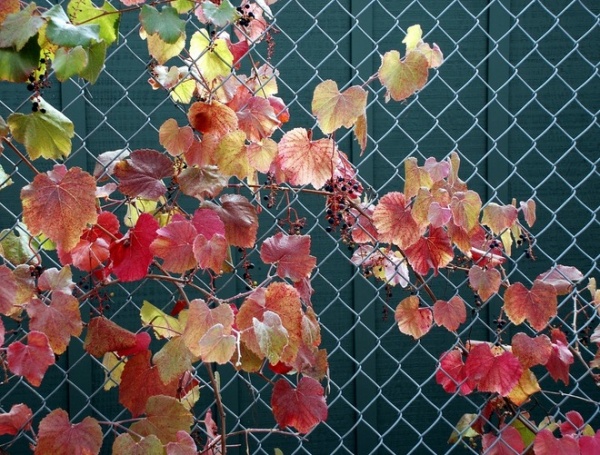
(53, 46, 88, 81)
(79, 41, 106, 84)
(44, 4, 100, 48)
(8, 99, 74, 160)
(201, 0, 241, 28)
(67, 0, 120, 46)
(0, 35, 41, 83)
(0, 3, 44, 51)
(0, 222, 40, 266)
(140, 5, 185, 44)
(169, 0, 195, 14)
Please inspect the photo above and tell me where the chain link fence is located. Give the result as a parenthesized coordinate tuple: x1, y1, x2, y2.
(0, 0, 599, 453)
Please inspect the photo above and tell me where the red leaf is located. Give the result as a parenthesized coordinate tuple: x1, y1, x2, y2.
(191, 208, 226, 240)
(435, 349, 474, 395)
(482, 426, 525, 455)
(0, 264, 18, 315)
(35, 409, 102, 455)
(21, 165, 98, 252)
(83, 317, 138, 357)
(537, 265, 584, 296)
(166, 430, 198, 455)
(533, 429, 579, 455)
(208, 194, 257, 248)
(110, 213, 159, 282)
(116, 332, 151, 357)
(271, 377, 328, 434)
(372, 192, 421, 249)
(465, 343, 522, 396)
(504, 280, 558, 331)
(228, 88, 280, 141)
(0, 404, 32, 436)
(580, 430, 600, 455)
(260, 233, 316, 281)
(559, 411, 585, 436)
(511, 333, 552, 369)
(404, 226, 454, 275)
(468, 265, 502, 301)
(277, 128, 340, 189)
(119, 350, 178, 417)
(269, 361, 294, 375)
(151, 219, 198, 273)
(545, 328, 574, 385)
(433, 296, 466, 332)
(114, 149, 173, 200)
(7, 331, 55, 387)
(394, 295, 433, 339)
(193, 233, 228, 273)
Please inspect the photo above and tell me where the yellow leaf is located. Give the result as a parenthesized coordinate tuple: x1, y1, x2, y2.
(312, 80, 367, 135)
(189, 30, 233, 82)
(140, 300, 183, 339)
(402, 24, 422, 51)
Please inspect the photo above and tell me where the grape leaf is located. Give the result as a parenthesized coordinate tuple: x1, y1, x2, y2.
(153, 337, 193, 384)
(533, 429, 579, 455)
(151, 219, 198, 273)
(0, 223, 40, 266)
(34, 409, 102, 455)
(67, 0, 120, 45)
(0, 3, 44, 51)
(9, 99, 75, 160)
(188, 100, 238, 137)
(84, 317, 138, 357)
(179, 165, 228, 200)
(253, 311, 289, 364)
(0, 35, 41, 83)
(213, 130, 251, 179)
(433, 296, 466, 332)
(536, 265, 583, 295)
(468, 265, 501, 301)
(404, 226, 454, 275)
(0, 265, 18, 315)
(206, 194, 258, 248)
(465, 344, 522, 396)
(119, 350, 178, 417)
(580, 430, 600, 455)
(436, 349, 474, 395)
(141, 300, 183, 339)
(378, 50, 429, 102)
(481, 426, 525, 455)
(354, 113, 368, 154)
(481, 202, 518, 235)
(277, 128, 340, 189)
(511, 333, 552, 369)
(559, 410, 586, 436)
(43, 4, 101, 48)
(7, 331, 55, 387)
(21, 165, 97, 253)
(129, 395, 193, 444)
(79, 40, 107, 84)
(404, 157, 433, 199)
(271, 377, 328, 434)
(372, 192, 421, 249)
(504, 280, 558, 331)
(26, 293, 82, 355)
(110, 213, 159, 282)
(197, 323, 237, 364)
(228, 88, 280, 142)
(189, 30, 233, 81)
(260, 233, 316, 281)
(0, 404, 32, 436)
(113, 433, 164, 455)
(159, 118, 194, 156)
(520, 199, 536, 227)
(507, 368, 541, 406)
(182, 299, 233, 357)
(545, 328, 574, 385)
(114, 149, 173, 200)
(0, 0, 19, 24)
(166, 430, 198, 455)
(311, 80, 367, 135)
(140, 5, 185, 44)
(402, 24, 422, 51)
(193, 233, 228, 273)
(144, 29, 185, 64)
(395, 296, 433, 339)
(450, 191, 482, 232)
(201, 0, 241, 27)
(53, 46, 89, 81)
(247, 138, 278, 173)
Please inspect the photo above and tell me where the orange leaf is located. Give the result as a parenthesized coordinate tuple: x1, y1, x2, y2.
(372, 192, 421, 249)
(0, 404, 32, 436)
(433, 296, 466, 332)
(404, 226, 454, 275)
(311, 80, 367, 134)
(159, 118, 194, 156)
(504, 280, 557, 331)
(507, 368, 541, 406)
(511, 333, 552, 369)
(83, 317, 138, 357)
(468, 265, 502, 301)
(404, 157, 433, 199)
(394, 295, 433, 339)
(187, 100, 238, 137)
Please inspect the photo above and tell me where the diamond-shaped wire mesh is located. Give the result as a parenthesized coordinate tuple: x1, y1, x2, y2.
(0, 0, 599, 453)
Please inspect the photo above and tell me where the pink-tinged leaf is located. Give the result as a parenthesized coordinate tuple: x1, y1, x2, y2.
(465, 343, 522, 396)
(559, 411, 585, 436)
(277, 128, 340, 189)
(110, 213, 159, 282)
(435, 349, 474, 395)
(151, 219, 198, 273)
(260, 233, 316, 281)
(433, 296, 466, 332)
(183, 135, 217, 167)
(159, 118, 194, 156)
(119, 350, 178, 417)
(166, 430, 198, 455)
(113, 434, 163, 455)
(511, 333, 552, 369)
(253, 311, 289, 364)
(178, 165, 228, 200)
(7, 331, 55, 387)
(34, 409, 102, 455)
(37, 267, 75, 294)
(537, 265, 584, 296)
(372, 192, 421, 249)
(468, 265, 502, 301)
(0, 319, 4, 347)
(481, 203, 518, 235)
(349, 204, 378, 244)
(428, 202, 452, 228)
(482, 426, 525, 455)
(534, 429, 579, 455)
(311, 80, 367, 135)
(271, 377, 328, 434)
(423, 157, 450, 182)
(415, 42, 444, 68)
(0, 264, 18, 315)
(116, 332, 151, 357)
(228, 89, 280, 141)
(450, 191, 482, 233)
(354, 113, 368, 155)
(405, 226, 454, 275)
(188, 100, 238, 137)
(448, 223, 486, 255)
(197, 323, 237, 364)
(545, 328, 574, 385)
(192, 207, 226, 239)
(94, 149, 130, 179)
(504, 280, 558, 331)
(394, 295, 433, 339)
(128, 395, 193, 445)
(520, 199, 536, 227)
(0, 404, 32, 436)
(26, 293, 82, 355)
(378, 50, 429, 102)
(247, 138, 278, 174)
(182, 299, 234, 358)
(114, 149, 173, 200)
(469, 246, 506, 268)
(193, 233, 228, 273)
(404, 157, 433, 199)
(21, 165, 98, 252)
(84, 317, 137, 357)
(208, 194, 258, 248)
(580, 430, 600, 455)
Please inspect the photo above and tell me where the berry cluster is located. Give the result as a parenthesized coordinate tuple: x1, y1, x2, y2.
(236, 4, 255, 28)
(323, 176, 362, 250)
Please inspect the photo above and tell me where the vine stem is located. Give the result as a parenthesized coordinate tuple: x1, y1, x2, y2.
(205, 363, 227, 455)
(1, 139, 40, 175)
